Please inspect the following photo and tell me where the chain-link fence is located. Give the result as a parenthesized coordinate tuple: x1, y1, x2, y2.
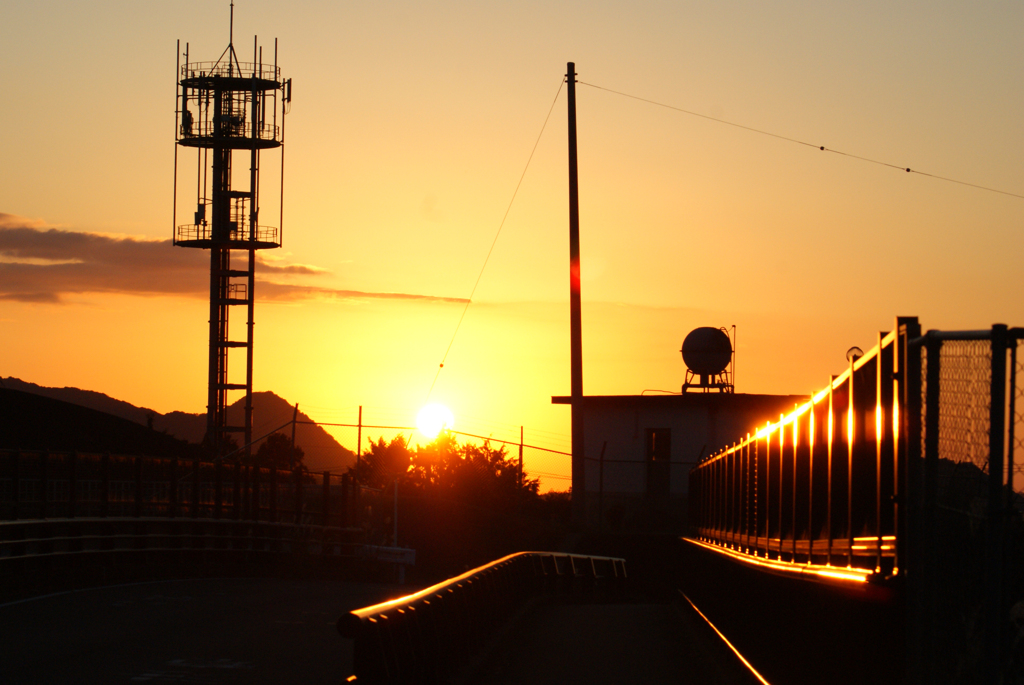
(915, 327, 1024, 685)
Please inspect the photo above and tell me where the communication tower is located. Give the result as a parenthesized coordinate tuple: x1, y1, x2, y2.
(173, 6, 292, 454)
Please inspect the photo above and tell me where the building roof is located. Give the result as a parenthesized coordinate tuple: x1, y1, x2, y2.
(551, 392, 809, 410)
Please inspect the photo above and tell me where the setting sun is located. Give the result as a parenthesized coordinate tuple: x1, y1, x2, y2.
(417, 403, 455, 439)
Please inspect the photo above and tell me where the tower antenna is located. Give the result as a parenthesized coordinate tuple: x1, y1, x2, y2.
(173, 11, 292, 459)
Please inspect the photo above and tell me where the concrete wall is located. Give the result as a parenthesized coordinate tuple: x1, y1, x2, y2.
(557, 393, 807, 532)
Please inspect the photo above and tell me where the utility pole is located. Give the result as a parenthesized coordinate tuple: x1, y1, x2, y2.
(567, 62, 585, 525)
(519, 426, 524, 488)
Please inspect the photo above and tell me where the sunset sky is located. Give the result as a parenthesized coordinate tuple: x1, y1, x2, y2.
(2, 1, 1022, 484)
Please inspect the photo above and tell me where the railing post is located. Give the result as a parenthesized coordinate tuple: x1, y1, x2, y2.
(774, 417, 782, 557)
(340, 472, 349, 528)
(135, 457, 143, 518)
(270, 466, 278, 522)
(827, 376, 835, 567)
(192, 457, 201, 519)
(10, 451, 21, 520)
(68, 451, 78, 519)
(848, 359, 855, 567)
(101, 453, 111, 518)
(876, 331, 884, 572)
(233, 460, 242, 520)
(169, 457, 179, 518)
(215, 459, 223, 520)
(808, 410, 815, 564)
(792, 419, 799, 561)
(252, 464, 261, 522)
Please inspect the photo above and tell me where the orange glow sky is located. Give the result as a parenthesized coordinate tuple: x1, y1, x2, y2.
(2, 1, 1023, 485)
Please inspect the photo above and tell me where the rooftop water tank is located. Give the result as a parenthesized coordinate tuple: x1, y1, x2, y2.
(681, 327, 732, 376)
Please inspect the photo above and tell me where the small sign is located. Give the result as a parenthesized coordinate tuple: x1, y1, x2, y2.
(359, 545, 416, 566)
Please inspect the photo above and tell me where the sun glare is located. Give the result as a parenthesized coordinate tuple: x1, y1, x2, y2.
(417, 403, 454, 439)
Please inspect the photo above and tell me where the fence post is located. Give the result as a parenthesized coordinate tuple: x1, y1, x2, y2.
(101, 453, 111, 518)
(270, 466, 278, 522)
(10, 451, 20, 520)
(215, 459, 223, 520)
(170, 457, 180, 518)
(69, 451, 78, 519)
(323, 471, 331, 526)
(135, 457, 143, 518)
(900, 318, 924, 684)
(252, 464, 261, 522)
(985, 324, 1008, 683)
(233, 460, 242, 520)
(921, 335, 942, 684)
(294, 467, 303, 525)
(192, 458, 201, 519)
(340, 472, 349, 528)
(40, 451, 49, 519)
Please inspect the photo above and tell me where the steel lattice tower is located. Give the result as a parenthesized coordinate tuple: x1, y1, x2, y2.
(173, 8, 292, 456)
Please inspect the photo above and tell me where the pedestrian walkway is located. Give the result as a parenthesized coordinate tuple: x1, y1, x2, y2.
(475, 599, 757, 684)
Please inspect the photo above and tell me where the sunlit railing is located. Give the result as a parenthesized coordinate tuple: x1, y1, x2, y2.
(340, 551, 626, 683)
(689, 318, 918, 576)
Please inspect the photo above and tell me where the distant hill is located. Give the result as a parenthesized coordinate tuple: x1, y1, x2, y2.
(0, 388, 195, 457)
(1, 378, 356, 473)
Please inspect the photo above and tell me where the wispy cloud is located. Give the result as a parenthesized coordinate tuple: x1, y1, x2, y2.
(0, 214, 467, 304)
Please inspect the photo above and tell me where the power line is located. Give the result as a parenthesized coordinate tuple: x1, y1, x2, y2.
(426, 78, 566, 401)
(579, 81, 1024, 201)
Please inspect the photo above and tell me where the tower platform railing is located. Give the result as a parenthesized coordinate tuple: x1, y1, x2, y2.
(181, 61, 281, 81)
(175, 223, 279, 246)
(178, 121, 281, 144)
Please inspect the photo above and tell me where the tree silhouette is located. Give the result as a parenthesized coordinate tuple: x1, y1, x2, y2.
(352, 435, 412, 489)
(254, 432, 305, 470)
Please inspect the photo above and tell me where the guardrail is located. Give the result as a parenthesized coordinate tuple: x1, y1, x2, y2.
(0, 449, 356, 527)
(339, 551, 627, 684)
(689, 318, 917, 577)
(0, 516, 361, 562)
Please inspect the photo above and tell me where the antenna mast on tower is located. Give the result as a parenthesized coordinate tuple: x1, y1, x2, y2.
(173, 5, 293, 456)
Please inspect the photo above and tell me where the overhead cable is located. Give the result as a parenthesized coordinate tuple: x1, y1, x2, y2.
(579, 81, 1024, 201)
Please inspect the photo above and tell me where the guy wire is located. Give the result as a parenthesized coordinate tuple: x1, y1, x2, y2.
(426, 77, 565, 402)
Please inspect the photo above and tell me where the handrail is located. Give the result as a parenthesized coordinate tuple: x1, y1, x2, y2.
(340, 551, 626, 683)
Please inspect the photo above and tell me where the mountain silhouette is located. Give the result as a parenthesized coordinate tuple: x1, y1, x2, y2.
(0, 388, 194, 457)
(1, 378, 356, 473)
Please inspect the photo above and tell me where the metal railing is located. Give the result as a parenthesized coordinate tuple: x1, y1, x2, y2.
(339, 551, 627, 684)
(689, 318, 1024, 684)
(175, 223, 279, 245)
(179, 119, 281, 142)
(181, 61, 281, 81)
(689, 318, 915, 576)
(0, 450, 357, 527)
